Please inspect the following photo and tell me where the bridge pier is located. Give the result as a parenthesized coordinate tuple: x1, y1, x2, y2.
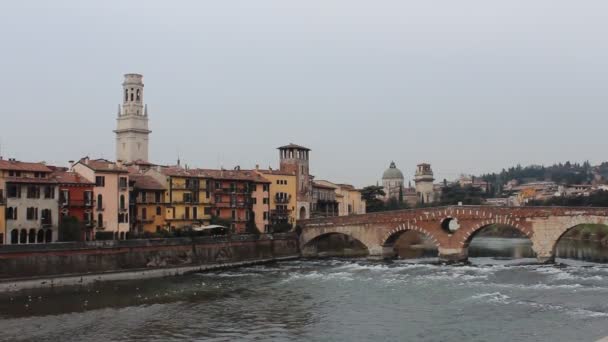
(367, 246, 395, 260)
(438, 247, 468, 264)
(536, 254, 555, 264)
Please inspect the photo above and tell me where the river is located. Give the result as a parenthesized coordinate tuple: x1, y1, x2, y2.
(0, 238, 607, 342)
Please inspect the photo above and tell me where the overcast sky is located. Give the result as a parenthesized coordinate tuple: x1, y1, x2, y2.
(1, 1, 607, 187)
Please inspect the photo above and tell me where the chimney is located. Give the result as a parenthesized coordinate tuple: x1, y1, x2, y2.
(84, 156, 90, 165)
(255, 164, 259, 170)
(116, 160, 123, 168)
(68, 160, 74, 171)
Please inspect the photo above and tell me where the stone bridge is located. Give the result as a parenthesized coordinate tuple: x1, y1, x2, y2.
(298, 206, 608, 263)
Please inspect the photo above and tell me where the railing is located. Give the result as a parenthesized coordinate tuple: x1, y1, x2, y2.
(215, 201, 250, 208)
(41, 218, 53, 227)
(275, 195, 291, 204)
(60, 199, 95, 207)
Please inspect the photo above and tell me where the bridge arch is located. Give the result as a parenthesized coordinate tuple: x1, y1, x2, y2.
(301, 232, 371, 257)
(544, 216, 608, 262)
(381, 223, 441, 248)
(459, 217, 533, 248)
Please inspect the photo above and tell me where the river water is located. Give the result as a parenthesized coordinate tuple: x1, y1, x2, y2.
(0, 238, 607, 342)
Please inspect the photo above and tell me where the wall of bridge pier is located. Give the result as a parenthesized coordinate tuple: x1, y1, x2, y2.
(298, 206, 608, 263)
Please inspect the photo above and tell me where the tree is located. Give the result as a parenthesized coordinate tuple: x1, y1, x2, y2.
(361, 185, 386, 212)
(59, 216, 84, 242)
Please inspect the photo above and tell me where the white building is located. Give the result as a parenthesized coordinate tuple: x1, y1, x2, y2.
(115, 73, 151, 163)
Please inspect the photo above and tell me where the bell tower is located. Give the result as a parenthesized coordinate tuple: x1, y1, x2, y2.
(114, 73, 151, 163)
(278, 143, 311, 220)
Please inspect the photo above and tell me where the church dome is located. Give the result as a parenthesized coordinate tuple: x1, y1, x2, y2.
(382, 161, 404, 180)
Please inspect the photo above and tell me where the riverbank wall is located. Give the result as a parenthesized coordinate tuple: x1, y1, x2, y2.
(0, 233, 299, 286)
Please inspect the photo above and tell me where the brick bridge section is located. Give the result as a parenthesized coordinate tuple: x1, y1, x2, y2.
(298, 206, 608, 263)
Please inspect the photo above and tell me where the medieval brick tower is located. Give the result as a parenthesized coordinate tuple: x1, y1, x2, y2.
(114, 73, 151, 163)
(278, 144, 311, 220)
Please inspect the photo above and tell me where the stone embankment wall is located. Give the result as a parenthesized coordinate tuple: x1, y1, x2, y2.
(0, 233, 299, 279)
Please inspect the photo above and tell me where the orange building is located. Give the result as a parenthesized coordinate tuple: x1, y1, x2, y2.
(201, 168, 271, 233)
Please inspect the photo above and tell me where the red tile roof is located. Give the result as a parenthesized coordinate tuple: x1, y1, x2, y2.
(256, 169, 297, 176)
(0, 159, 52, 173)
(197, 169, 271, 183)
(130, 174, 166, 191)
(277, 143, 310, 151)
(5, 177, 57, 184)
(52, 171, 94, 185)
(77, 158, 129, 173)
(313, 181, 338, 190)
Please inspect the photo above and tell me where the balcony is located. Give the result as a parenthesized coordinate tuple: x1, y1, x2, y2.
(119, 206, 128, 212)
(96, 221, 108, 230)
(136, 216, 155, 224)
(271, 209, 292, 219)
(41, 218, 53, 227)
(215, 201, 251, 208)
(60, 199, 95, 208)
(275, 194, 291, 204)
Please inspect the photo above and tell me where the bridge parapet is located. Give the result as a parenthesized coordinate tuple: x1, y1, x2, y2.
(298, 206, 608, 263)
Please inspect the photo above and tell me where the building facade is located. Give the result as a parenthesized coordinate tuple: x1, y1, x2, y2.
(278, 144, 311, 220)
(54, 170, 95, 241)
(382, 161, 405, 201)
(415, 163, 436, 204)
(1, 159, 58, 244)
(311, 182, 339, 218)
(115, 73, 151, 163)
(254, 168, 297, 229)
(73, 158, 130, 239)
(146, 166, 212, 230)
(129, 173, 167, 234)
(203, 168, 270, 233)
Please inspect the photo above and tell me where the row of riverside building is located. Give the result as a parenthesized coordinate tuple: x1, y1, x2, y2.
(0, 74, 365, 245)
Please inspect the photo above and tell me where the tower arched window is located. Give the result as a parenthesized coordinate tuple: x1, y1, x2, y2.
(136, 89, 140, 101)
(130, 88, 134, 101)
(125, 89, 128, 101)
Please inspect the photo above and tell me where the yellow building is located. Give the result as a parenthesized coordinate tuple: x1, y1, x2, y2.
(146, 167, 212, 230)
(129, 173, 167, 234)
(255, 168, 297, 229)
(315, 180, 366, 216)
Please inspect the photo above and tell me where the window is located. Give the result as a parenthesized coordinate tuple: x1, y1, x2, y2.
(230, 183, 236, 192)
(141, 192, 147, 203)
(216, 209, 220, 217)
(6, 207, 17, 220)
(130, 88, 134, 101)
(183, 192, 192, 203)
(156, 206, 161, 215)
(263, 212, 269, 220)
(215, 181, 221, 189)
(119, 177, 128, 189)
(60, 189, 69, 205)
(185, 207, 190, 219)
(44, 186, 54, 199)
(141, 208, 147, 220)
(231, 210, 236, 220)
(263, 198, 269, 205)
(7, 184, 20, 198)
(118, 213, 126, 223)
(26, 207, 38, 220)
(27, 185, 40, 199)
(215, 195, 221, 203)
(263, 184, 269, 192)
(97, 194, 103, 210)
(136, 89, 140, 101)
(41, 209, 52, 225)
(120, 195, 126, 210)
(98, 213, 103, 228)
(193, 207, 198, 219)
(206, 191, 210, 199)
(204, 207, 211, 215)
(155, 192, 162, 203)
(245, 210, 250, 221)
(125, 89, 128, 101)
(276, 180, 280, 185)
(84, 191, 93, 206)
(95, 176, 105, 187)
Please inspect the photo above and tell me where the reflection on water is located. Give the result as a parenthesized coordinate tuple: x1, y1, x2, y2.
(469, 238, 535, 259)
(396, 236, 608, 263)
(556, 238, 608, 263)
(1, 258, 607, 342)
